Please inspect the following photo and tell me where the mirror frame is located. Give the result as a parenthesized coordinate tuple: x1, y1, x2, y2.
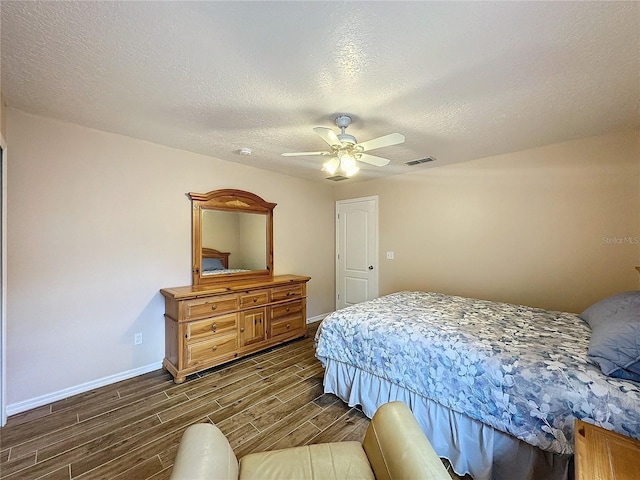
(189, 189, 276, 286)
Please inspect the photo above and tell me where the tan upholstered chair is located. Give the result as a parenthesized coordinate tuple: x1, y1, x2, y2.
(170, 400, 451, 480)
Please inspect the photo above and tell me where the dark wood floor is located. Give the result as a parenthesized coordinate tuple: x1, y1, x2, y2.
(0, 327, 461, 479)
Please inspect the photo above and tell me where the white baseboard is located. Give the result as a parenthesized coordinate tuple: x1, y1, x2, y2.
(7, 314, 334, 417)
(6, 361, 163, 416)
(307, 312, 332, 325)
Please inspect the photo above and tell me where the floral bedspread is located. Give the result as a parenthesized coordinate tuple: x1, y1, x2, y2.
(314, 291, 640, 454)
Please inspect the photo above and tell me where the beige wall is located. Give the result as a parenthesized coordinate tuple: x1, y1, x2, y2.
(0, 90, 7, 138)
(336, 130, 640, 313)
(6, 107, 639, 410)
(6, 109, 335, 407)
(0, 91, 6, 141)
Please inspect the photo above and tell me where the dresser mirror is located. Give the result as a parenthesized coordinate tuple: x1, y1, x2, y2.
(189, 189, 275, 286)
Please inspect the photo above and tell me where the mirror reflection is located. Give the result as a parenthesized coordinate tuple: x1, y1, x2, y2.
(201, 210, 268, 275)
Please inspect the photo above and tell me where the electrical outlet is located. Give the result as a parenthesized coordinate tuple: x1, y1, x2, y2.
(134, 332, 143, 345)
(386, 251, 394, 260)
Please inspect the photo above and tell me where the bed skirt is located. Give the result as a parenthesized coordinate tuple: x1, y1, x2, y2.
(321, 358, 572, 480)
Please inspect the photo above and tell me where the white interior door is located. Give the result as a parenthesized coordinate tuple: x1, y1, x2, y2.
(336, 197, 378, 310)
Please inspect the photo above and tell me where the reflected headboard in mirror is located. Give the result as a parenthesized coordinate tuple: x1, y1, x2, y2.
(189, 189, 276, 286)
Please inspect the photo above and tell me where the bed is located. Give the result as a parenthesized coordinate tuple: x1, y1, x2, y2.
(314, 291, 640, 480)
(201, 248, 250, 276)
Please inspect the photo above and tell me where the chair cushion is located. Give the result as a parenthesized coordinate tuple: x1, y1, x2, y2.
(362, 401, 451, 480)
(239, 441, 374, 480)
(171, 423, 238, 480)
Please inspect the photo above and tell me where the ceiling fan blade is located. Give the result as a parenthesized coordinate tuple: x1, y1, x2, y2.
(281, 151, 330, 157)
(313, 127, 342, 147)
(357, 153, 391, 167)
(357, 133, 405, 152)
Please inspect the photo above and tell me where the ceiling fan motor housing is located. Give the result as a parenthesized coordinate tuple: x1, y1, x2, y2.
(335, 115, 356, 145)
(337, 133, 357, 145)
(334, 115, 352, 129)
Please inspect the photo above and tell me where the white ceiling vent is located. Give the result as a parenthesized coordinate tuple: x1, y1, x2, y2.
(325, 175, 349, 181)
(405, 156, 436, 166)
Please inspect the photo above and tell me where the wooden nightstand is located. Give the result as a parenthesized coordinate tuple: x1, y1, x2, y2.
(575, 419, 640, 480)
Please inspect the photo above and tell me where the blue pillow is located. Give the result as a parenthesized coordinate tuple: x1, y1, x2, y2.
(202, 257, 225, 272)
(579, 291, 640, 382)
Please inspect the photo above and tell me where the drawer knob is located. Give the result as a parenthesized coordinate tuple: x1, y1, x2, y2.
(286, 324, 290, 329)
(240, 327, 245, 332)
(211, 345, 218, 352)
(253, 298, 257, 303)
(211, 324, 217, 332)
(211, 304, 217, 311)
(286, 307, 290, 312)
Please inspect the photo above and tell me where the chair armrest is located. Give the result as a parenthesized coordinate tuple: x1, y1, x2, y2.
(362, 401, 450, 480)
(171, 423, 239, 480)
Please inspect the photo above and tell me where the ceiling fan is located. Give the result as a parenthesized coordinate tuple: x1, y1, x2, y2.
(282, 115, 405, 177)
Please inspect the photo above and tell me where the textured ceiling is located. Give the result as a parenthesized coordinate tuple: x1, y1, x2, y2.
(1, 1, 639, 183)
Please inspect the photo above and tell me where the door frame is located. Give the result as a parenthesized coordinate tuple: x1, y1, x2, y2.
(335, 196, 379, 310)
(1, 132, 6, 426)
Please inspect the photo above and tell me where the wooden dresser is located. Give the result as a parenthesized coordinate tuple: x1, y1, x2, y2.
(575, 419, 640, 480)
(161, 274, 310, 383)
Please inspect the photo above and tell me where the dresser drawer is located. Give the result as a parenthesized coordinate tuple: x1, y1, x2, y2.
(271, 315, 305, 338)
(271, 284, 304, 302)
(239, 289, 270, 308)
(186, 313, 237, 343)
(271, 300, 303, 321)
(183, 294, 238, 320)
(271, 299, 304, 338)
(187, 333, 238, 367)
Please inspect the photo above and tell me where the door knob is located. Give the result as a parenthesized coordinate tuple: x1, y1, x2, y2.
(368, 265, 374, 270)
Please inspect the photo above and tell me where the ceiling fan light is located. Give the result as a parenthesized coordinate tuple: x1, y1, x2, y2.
(339, 153, 357, 171)
(343, 164, 359, 177)
(322, 157, 340, 175)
